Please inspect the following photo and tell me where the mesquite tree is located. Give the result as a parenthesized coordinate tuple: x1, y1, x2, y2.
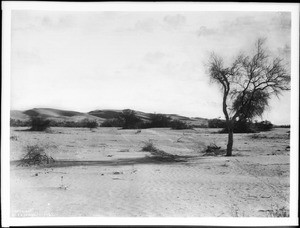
(208, 39, 290, 156)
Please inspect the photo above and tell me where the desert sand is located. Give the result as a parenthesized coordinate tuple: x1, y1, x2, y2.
(10, 127, 290, 217)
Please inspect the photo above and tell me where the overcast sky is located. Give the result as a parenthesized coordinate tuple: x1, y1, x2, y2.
(11, 11, 291, 124)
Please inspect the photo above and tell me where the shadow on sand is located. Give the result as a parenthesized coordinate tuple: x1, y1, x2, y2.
(11, 155, 195, 168)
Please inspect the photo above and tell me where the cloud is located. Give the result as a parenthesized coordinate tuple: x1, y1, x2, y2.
(39, 15, 73, 30)
(269, 12, 291, 31)
(12, 11, 74, 32)
(217, 13, 291, 38)
(117, 14, 186, 34)
(277, 44, 291, 71)
(163, 14, 186, 29)
(118, 18, 159, 33)
(220, 16, 264, 35)
(143, 52, 166, 64)
(12, 49, 42, 65)
(196, 16, 260, 38)
(197, 26, 217, 36)
(134, 18, 157, 32)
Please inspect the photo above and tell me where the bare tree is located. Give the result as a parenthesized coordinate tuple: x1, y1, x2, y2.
(207, 38, 290, 156)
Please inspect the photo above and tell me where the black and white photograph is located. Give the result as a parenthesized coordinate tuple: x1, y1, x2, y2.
(1, 1, 299, 226)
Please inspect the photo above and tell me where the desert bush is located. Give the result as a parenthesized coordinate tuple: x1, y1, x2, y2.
(208, 118, 227, 128)
(101, 118, 124, 127)
(267, 206, 289, 217)
(141, 140, 181, 162)
(170, 119, 192, 130)
(203, 143, 226, 156)
(63, 121, 78, 127)
(219, 120, 255, 133)
(275, 125, 290, 128)
(10, 118, 31, 127)
(19, 145, 55, 166)
(146, 113, 172, 128)
(10, 135, 18, 141)
(220, 119, 274, 133)
(141, 140, 159, 153)
(29, 116, 51, 131)
(119, 109, 143, 129)
(254, 120, 273, 131)
(81, 119, 98, 129)
(250, 134, 267, 139)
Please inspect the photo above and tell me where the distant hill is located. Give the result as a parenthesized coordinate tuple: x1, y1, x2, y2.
(10, 108, 209, 127)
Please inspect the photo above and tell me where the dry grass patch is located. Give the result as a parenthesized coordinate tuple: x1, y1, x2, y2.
(18, 145, 55, 166)
(203, 143, 226, 156)
(265, 205, 289, 217)
(141, 140, 183, 162)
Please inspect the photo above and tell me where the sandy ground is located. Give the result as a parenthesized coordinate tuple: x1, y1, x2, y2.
(10, 127, 290, 217)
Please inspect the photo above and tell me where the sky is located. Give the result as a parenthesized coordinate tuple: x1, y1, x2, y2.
(11, 10, 291, 124)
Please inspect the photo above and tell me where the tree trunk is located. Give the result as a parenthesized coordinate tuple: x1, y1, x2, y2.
(226, 127, 233, 156)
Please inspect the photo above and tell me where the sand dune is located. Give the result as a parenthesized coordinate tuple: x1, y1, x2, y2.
(11, 108, 105, 123)
(11, 108, 209, 126)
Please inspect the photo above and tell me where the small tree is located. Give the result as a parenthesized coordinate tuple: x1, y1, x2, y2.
(170, 119, 192, 130)
(29, 116, 51, 131)
(207, 38, 290, 156)
(100, 118, 124, 127)
(148, 113, 172, 128)
(82, 119, 98, 130)
(118, 109, 143, 129)
(254, 120, 273, 132)
(208, 118, 227, 128)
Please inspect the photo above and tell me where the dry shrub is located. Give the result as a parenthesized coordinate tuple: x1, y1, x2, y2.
(10, 135, 18, 141)
(203, 143, 226, 156)
(141, 140, 159, 153)
(29, 117, 51, 131)
(141, 140, 181, 162)
(19, 145, 55, 166)
(267, 205, 289, 217)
